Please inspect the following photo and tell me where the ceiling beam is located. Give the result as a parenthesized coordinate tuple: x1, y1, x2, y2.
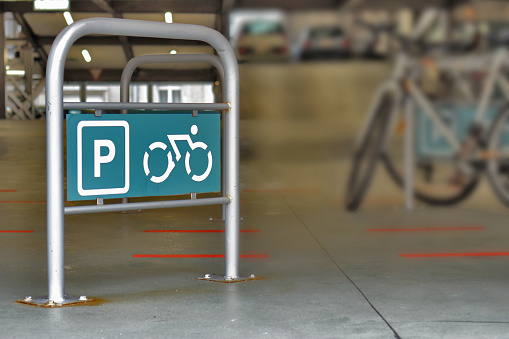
(87, 1, 135, 63)
(63, 68, 217, 82)
(235, 0, 341, 11)
(1, 1, 220, 14)
(334, 0, 348, 7)
(341, 0, 468, 10)
(107, 1, 221, 14)
(12, 12, 47, 70)
(90, 0, 115, 13)
(1, 0, 470, 14)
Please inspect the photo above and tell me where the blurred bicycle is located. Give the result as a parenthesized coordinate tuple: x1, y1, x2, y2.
(345, 18, 509, 211)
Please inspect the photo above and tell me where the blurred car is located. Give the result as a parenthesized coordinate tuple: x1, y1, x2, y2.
(233, 19, 290, 63)
(297, 26, 352, 61)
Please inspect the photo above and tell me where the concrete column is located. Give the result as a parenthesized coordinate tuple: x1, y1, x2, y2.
(22, 44, 33, 118)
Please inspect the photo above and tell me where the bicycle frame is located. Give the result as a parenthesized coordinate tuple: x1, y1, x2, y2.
(366, 48, 509, 158)
(416, 49, 509, 144)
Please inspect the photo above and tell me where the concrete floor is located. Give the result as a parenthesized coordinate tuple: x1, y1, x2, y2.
(2, 62, 509, 338)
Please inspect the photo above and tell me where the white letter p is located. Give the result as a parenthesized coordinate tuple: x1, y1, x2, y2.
(94, 139, 116, 177)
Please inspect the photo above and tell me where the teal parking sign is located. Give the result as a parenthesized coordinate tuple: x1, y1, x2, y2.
(66, 113, 221, 201)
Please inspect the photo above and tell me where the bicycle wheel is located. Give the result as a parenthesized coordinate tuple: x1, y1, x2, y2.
(345, 90, 394, 211)
(185, 149, 213, 182)
(486, 104, 509, 207)
(382, 101, 480, 206)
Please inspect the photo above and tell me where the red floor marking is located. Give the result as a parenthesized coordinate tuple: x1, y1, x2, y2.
(0, 190, 17, 193)
(134, 254, 224, 258)
(0, 230, 33, 233)
(145, 230, 223, 233)
(400, 252, 509, 258)
(0, 200, 46, 204)
(368, 227, 484, 232)
(133, 254, 269, 258)
(144, 229, 260, 233)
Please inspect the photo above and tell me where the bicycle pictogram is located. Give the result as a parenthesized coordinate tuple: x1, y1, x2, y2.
(143, 124, 213, 183)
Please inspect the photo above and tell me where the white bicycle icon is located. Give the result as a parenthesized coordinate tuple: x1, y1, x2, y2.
(143, 124, 212, 183)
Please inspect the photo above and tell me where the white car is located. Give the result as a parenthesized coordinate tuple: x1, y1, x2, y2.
(233, 20, 290, 63)
(297, 25, 352, 61)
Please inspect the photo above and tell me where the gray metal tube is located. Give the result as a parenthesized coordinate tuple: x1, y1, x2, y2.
(65, 197, 230, 215)
(47, 18, 240, 303)
(120, 54, 224, 110)
(63, 102, 229, 111)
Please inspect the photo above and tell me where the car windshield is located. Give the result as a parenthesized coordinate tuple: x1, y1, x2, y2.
(310, 27, 343, 38)
(242, 21, 283, 35)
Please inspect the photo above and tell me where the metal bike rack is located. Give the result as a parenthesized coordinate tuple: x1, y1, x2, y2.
(119, 54, 226, 219)
(21, 18, 244, 307)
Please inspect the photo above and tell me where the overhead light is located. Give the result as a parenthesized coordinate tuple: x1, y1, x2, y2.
(63, 11, 73, 25)
(81, 49, 92, 63)
(34, 0, 70, 11)
(165, 12, 173, 23)
(170, 50, 177, 55)
(6, 70, 26, 76)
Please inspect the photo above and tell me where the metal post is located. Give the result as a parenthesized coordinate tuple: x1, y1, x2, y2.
(41, 18, 240, 305)
(404, 99, 414, 210)
(223, 69, 239, 281)
(0, 12, 5, 119)
(221, 104, 226, 222)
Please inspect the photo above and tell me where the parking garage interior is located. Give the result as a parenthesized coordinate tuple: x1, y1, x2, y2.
(1, 0, 509, 338)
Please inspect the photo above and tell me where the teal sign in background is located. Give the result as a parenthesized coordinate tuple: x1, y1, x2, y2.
(416, 103, 500, 158)
(67, 113, 221, 201)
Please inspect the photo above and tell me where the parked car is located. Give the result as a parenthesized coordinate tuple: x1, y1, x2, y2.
(233, 19, 290, 63)
(297, 25, 352, 61)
